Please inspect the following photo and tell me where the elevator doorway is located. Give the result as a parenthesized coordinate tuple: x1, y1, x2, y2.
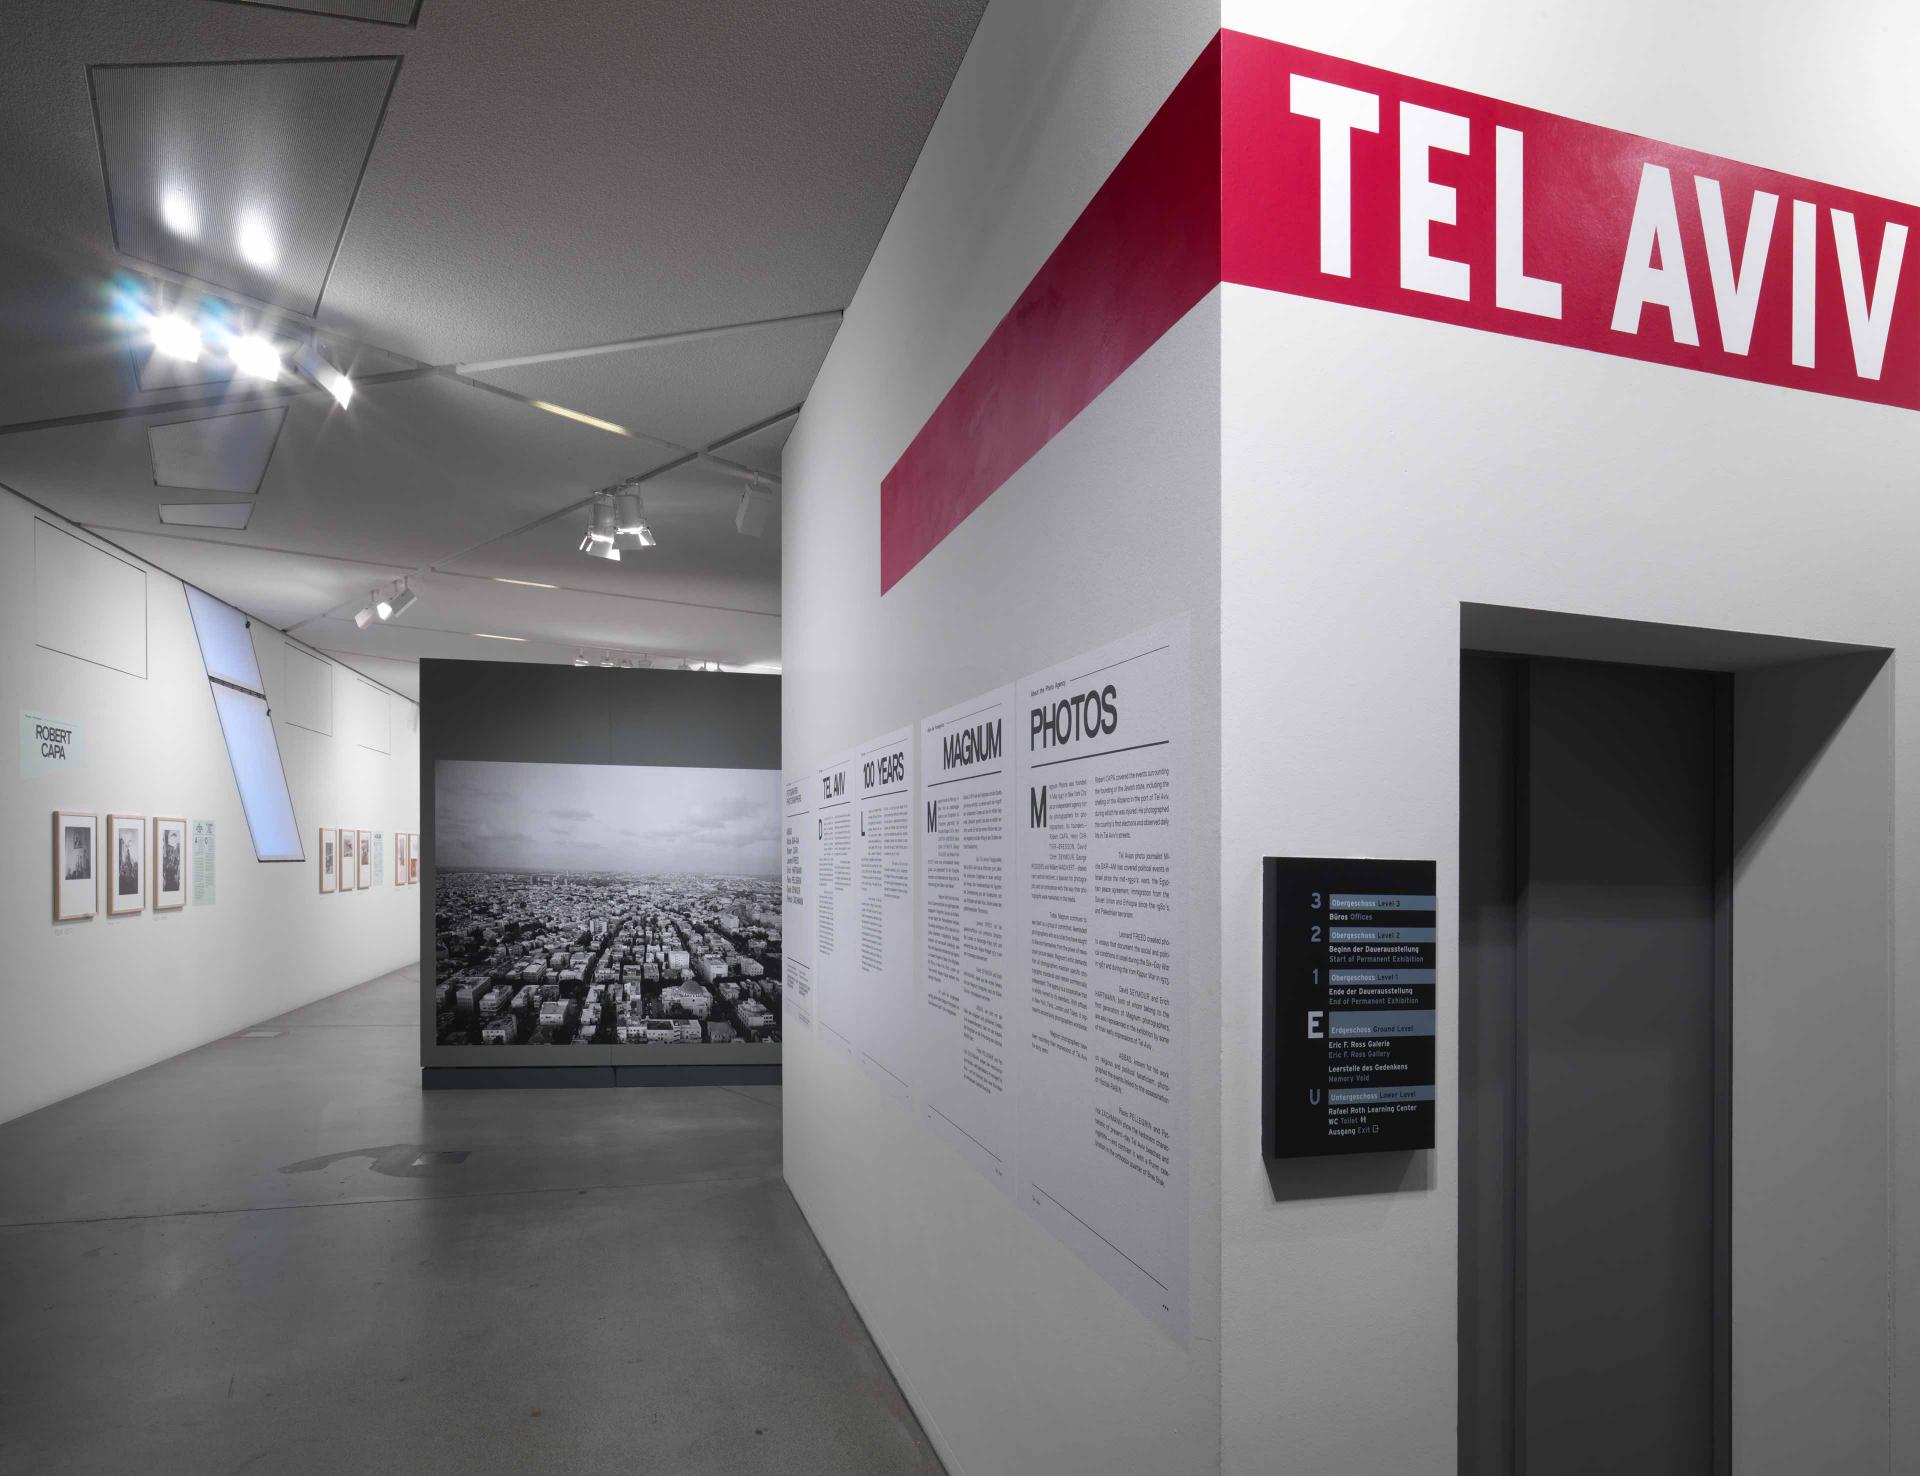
(1458, 653, 1731, 1476)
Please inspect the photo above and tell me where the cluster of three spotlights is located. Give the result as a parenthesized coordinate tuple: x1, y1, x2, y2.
(141, 303, 353, 410)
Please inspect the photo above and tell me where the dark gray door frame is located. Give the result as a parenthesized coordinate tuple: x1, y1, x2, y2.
(1457, 653, 1732, 1475)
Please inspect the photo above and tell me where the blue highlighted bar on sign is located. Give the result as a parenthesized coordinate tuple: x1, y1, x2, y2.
(1329, 894, 1436, 911)
(1329, 1010, 1436, 1038)
(1328, 927, 1436, 943)
(1328, 969, 1435, 986)
(1327, 1086, 1437, 1105)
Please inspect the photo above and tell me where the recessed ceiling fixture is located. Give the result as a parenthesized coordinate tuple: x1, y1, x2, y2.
(532, 400, 630, 437)
(228, 334, 282, 383)
(475, 633, 527, 642)
(296, 342, 353, 409)
(734, 479, 774, 538)
(236, 213, 278, 271)
(494, 577, 558, 589)
(146, 312, 203, 364)
(159, 188, 199, 241)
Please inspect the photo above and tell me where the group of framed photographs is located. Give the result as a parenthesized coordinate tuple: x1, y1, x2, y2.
(318, 827, 417, 893)
(52, 810, 188, 921)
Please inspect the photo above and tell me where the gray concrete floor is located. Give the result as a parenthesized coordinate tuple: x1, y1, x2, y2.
(0, 965, 942, 1476)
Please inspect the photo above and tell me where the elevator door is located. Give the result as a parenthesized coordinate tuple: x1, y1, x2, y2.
(1460, 654, 1729, 1476)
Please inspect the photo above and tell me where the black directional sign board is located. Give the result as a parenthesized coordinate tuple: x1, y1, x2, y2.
(1265, 856, 1437, 1158)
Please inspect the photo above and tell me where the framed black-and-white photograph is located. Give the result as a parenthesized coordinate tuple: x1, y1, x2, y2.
(339, 825, 358, 891)
(356, 829, 371, 890)
(107, 813, 146, 916)
(53, 810, 97, 922)
(431, 761, 781, 1049)
(319, 827, 337, 894)
(153, 816, 188, 912)
(395, 831, 409, 886)
(408, 833, 419, 884)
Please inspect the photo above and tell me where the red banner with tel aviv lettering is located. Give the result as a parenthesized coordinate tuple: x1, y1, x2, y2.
(882, 33, 1920, 592)
(1223, 31, 1918, 409)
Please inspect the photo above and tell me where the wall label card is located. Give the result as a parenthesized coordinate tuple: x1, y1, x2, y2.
(191, 821, 215, 906)
(918, 685, 1019, 1195)
(21, 710, 82, 778)
(1265, 857, 1437, 1158)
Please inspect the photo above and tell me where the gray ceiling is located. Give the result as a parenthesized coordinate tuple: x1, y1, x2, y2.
(0, 0, 987, 684)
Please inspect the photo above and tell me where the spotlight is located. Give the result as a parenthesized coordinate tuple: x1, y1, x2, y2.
(159, 189, 199, 241)
(614, 488, 655, 547)
(147, 313, 202, 364)
(353, 591, 378, 629)
(734, 480, 774, 538)
(600, 653, 616, 669)
(375, 589, 395, 621)
(620, 657, 634, 670)
(237, 213, 277, 271)
(386, 583, 418, 619)
(228, 334, 282, 383)
(613, 488, 654, 551)
(580, 497, 622, 560)
(297, 342, 353, 409)
(573, 651, 590, 667)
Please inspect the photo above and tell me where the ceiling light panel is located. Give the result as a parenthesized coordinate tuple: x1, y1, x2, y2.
(148, 405, 287, 495)
(158, 501, 254, 530)
(90, 57, 401, 316)
(228, 0, 423, 24)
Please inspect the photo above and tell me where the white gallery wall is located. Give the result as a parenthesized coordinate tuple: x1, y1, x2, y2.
(781, 3, 1223, 1474)
(788, 2, 1915, 1474)
(0, 483, 419, 1124)
(1218, 4, 1915, 1473)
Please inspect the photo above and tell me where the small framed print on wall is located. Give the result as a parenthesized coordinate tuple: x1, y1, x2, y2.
(409, 833, 420, 884)
(395, 831, 409, 886)
(107, 813, 146, 916)
(53, 810, 97, 921)
(153, 816, 188, 912)
(339, 826, 358, 891)
(356, 829, 371, 890)
(319, 828, 337, 894)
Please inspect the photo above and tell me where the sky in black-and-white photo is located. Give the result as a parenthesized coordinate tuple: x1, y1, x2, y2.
(436, 760, 779, 876)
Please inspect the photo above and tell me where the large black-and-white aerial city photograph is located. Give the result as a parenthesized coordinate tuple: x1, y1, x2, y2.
(433, 760, 783, 1048)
